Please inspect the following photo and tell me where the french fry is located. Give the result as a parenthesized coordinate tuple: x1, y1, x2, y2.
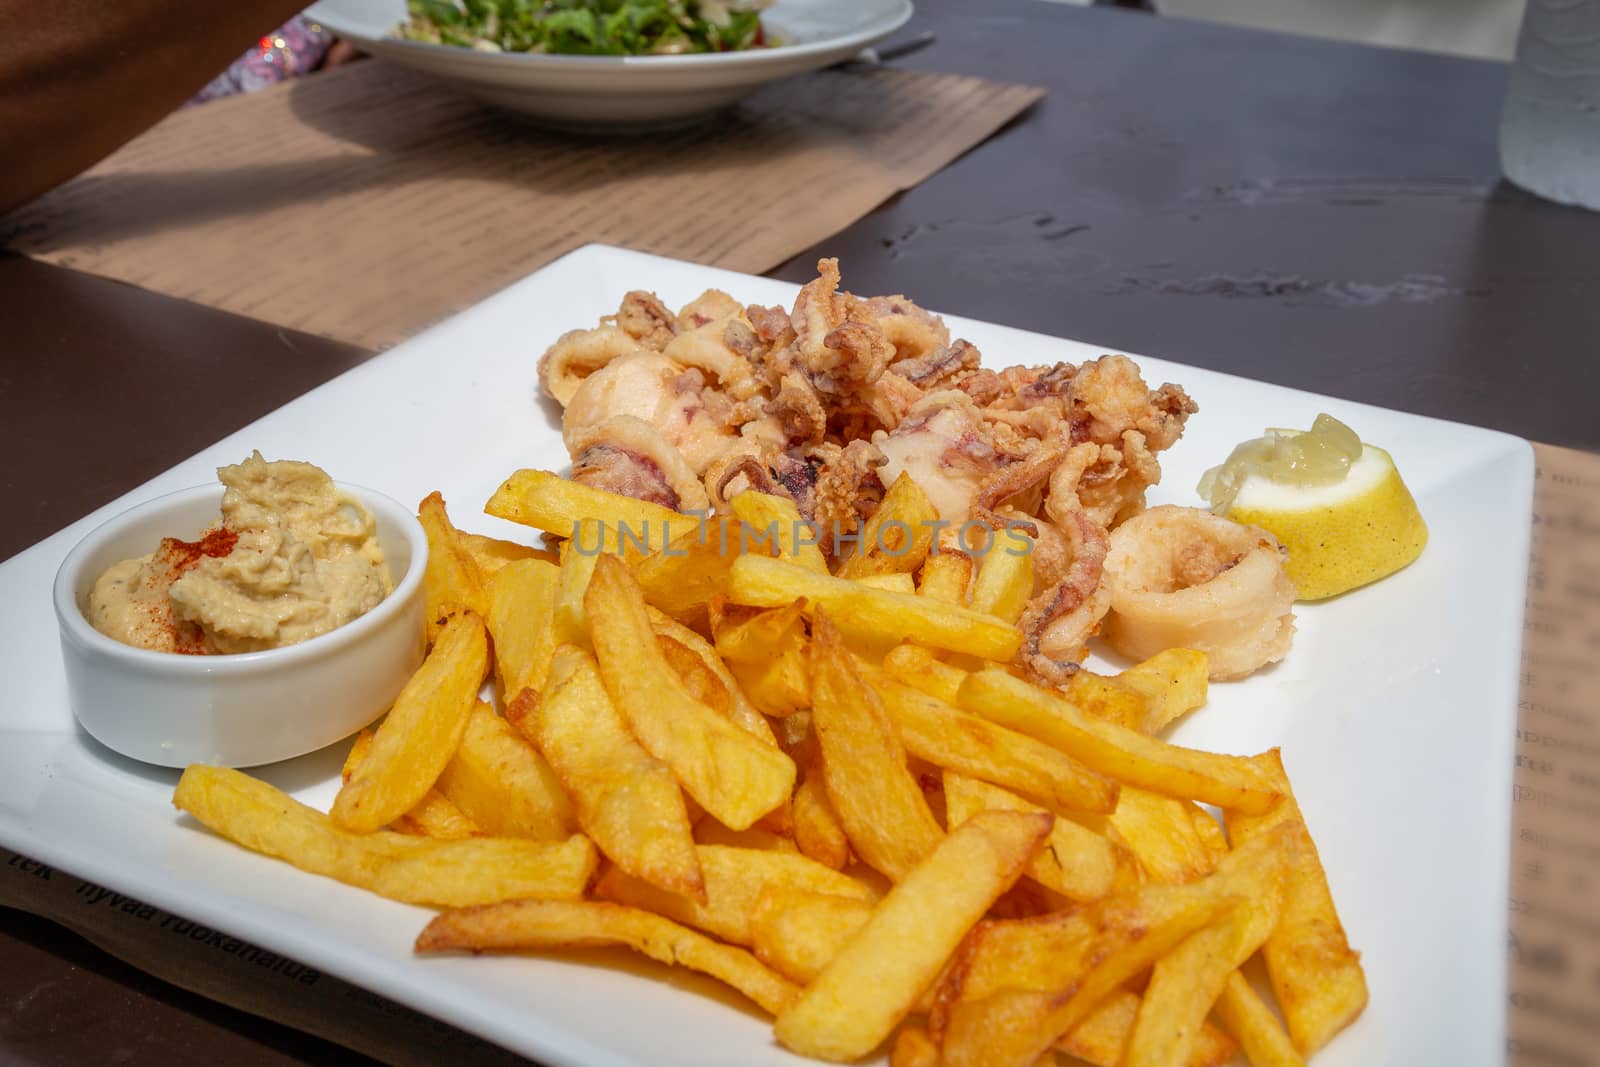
(917, 550, 973, 605)
(693, 820, 797, 853)
(485, 557, 560, 700)
(512, 649, 703, 900)
(711, 598, 808, 664)
(755, 797, 795, 846)
(1109, 786, 1222, 884)
(932, 914, 1101, 1033)
(415, 899, 797, 1017)
(1066, 669, 1151, 733)
(957, 667, 1281, 813)
(1059, 990, 1238, 1067)
(750, 886, 873, 983)
(869, 669, 1118, 815)
(792, 771, 851, 870)
(367, 799, 458, 840)
(937, 823, 1299, 1067)
(969, 531, 1034, 624)
(485, 468, 694, 544)
(332, 613, 487, 833)
(631, 518, 739, 622)
(434, 701, 575, 840)
(174, 766, 595, 907)
(773, 707, 813, 757)
(658, 630, 752, 721)
(774, 810, 1052, 1062)
(713, 599, 811, 716)
(455, 530, 557, 575)
(1126, 889, 1286, 1067)
(1214, 972, 1306, 1067)
(587, 556, 795, 831)
(339, 728, 374, 780)
(729, 490, 828, 573)
(595, 844, 876, 946)
(1118, 648, 1210, 734)
(890, 1025, 943, 1067)
(942, 772, 1118, 903)
(649, 607, 778, 746)
(1189, 804, 1229, 865)
(729, 555, 1023, 661)
(553, 532, 602, 648)
(1225, 750, 1368, 1055)
(855, 572, 917, 594)
(392, 792, 482, 840)
(341, 729, 480, 839)
(930, 822, 1298, 1039)
(809, 613, 943, 882)
(882, 644, 967, 706)
(731, 658, 812, 719)
(418, 492, 489, 642)
(840, 472, 939, 579)
(942, 904, 1238, 1067)
(657, 632, 736, 711)
(749, 891, 939, 1015)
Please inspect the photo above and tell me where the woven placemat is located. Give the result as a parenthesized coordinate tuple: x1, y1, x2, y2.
(0, 60, 1042, 350)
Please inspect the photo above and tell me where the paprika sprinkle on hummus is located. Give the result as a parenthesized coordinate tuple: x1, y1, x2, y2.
(88, 453, 392, 654)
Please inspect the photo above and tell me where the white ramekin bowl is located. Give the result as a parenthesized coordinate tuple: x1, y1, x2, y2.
(52, 483, 428, 768)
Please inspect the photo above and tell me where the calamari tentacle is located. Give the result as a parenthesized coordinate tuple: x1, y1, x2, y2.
(862, 295, 951, 363)
(809, 440, 887, 548)
(889, 338, 980, 390)
(771, 372, 829, 445)
(1015, 510, 1111, 687)
(791, 257, 846, 367)
(707, 452, 777, 511)
(970, 436, 1070, 538)
(614, 290, 679, 350)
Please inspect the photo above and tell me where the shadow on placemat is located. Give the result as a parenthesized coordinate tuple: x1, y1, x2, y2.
(0, 60, 1043, 350)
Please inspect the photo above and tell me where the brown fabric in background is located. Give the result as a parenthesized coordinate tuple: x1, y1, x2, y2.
(0, 61, 1041, 350)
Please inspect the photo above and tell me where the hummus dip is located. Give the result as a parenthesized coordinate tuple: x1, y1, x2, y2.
(88, 453, 392, 654)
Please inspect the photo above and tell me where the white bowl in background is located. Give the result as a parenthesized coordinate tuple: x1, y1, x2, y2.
(304, 0, 914, 127)
(52, 483, 427, 768)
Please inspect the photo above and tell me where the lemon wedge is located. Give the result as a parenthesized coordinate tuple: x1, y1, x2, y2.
(1199, 417, 1427, 600)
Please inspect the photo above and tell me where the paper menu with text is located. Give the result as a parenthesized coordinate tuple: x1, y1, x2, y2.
(1507, 444, 1600, 1067)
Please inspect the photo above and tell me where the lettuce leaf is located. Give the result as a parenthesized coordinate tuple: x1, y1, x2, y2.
(399, 0, 771, 56)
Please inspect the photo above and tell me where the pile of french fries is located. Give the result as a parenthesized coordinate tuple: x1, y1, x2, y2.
(172, 470, 1368, 1066)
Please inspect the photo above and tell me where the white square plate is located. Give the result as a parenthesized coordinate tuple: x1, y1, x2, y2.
(0, 245, 1531, 1067)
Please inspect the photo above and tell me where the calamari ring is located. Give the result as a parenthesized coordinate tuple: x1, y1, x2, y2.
(568, 415, 710, 514)
(537, 326, 646, 406)
(661, 315, 757, 394)
(1103, 505, 1295, 681)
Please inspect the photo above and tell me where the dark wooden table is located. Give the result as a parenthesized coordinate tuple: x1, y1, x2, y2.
(3, 1, 1597, 1062)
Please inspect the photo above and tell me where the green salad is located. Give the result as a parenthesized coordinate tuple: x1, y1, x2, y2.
(397, 0, 772, 55)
